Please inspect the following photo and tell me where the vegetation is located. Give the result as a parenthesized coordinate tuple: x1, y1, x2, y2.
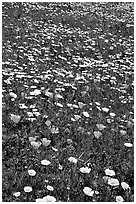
(2, 2, 134, 202)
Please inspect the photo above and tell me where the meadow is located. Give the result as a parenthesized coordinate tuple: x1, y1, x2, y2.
(2, 2, 134, 202)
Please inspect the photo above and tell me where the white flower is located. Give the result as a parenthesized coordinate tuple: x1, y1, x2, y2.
(13, 192, 21, 197)
(121, 182, 130, 190)
(96, 123, 106, 131)
(108, 178, 119, 186)
(103, 176, 109, 183)
(116, 195, 124, 202)
(30, 89, 41, 96)
(124, 143, 133, 147)
(80, 167, 91, 174)
(105, 169, 115, 177)
(102, 107, 109, 112)
(28, 169, 36, 176)
(59, 164, 63, 170)
(36, 198, 44, 202)
(41, 159, 51, 166)
(10, 114, 21, 124)
(41, 138, 51, 147)
(83, 111, 90, 117)
(42, 195, 56, 202)
(120, 130, 127, 136)
(30, 141, 41, 149)
(83, 187, 94, 196)
(47, 185, 54, 191)
(9, 92, 17, 99)
(110, 112, 116, 117)
(94, 131, 102, 139)
(24, 186, 33, 192)
(68, 157, 78, 164)
(28, 137, 36, 142)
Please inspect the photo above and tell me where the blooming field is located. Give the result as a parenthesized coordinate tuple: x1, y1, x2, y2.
(2, 2, 134, 202)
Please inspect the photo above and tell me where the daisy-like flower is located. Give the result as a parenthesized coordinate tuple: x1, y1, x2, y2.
(80, 166, 91, 174)
(124, 143, 133, 147)
(83, 187, 94, 197)
(102, 107, 109, 112)
(94, 131, 102, 139)
(110, 112, 116, 117)
(42, 195, 56, 202)
(28, 137, 36, 142)
(41, 159, 51, 166)
(13, 192, 21, 197)
(47, 185, 54, 191)
(121, 182, 130, 190)
(24, 186, 32, 192)
(68, 157, 78, 164)
(41, 138, 51, 147)
(105, 168, 115, 177)
(108, 178, 119, 186)
(83, 111, 90, 117)
(10, 114, 21, 124)
(28, 169, 36, 176)
(9, 92, 17, 99)
(116, 195, 124, 202)
(36, 198, 44, 202)
(30, 141, 41, 149)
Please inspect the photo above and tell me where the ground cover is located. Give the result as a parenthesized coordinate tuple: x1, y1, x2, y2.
(2, 2, 134, 202)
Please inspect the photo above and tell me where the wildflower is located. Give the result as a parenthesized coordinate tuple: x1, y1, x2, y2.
(80, 166, 91, 174)
(28, 169, 36, 176)
(102, 107, 109, 112)
(28, 137, 36, 142)
(83, 111, 90, 117)
(13, 192, 21, 197)
(47, 185, 54, 191)
(9, 92, 17, 99)
(24, 186, 32, 192)
(116, 195, 124, 202)
(67, 138, 73, 144)
(96, 123, 106, 131)
(103, 176, 109, 183)
(121, 182, 130, 190)
(120, 130, 127, 136)
(52, 147, 58, 152)
(30, 89, 41, 96)
(83, 187, 94, 196)
(41, 159, 51, 166)
(36, 198, 44, 202)
(56, 102, 63, 108)
(108, 178, 119, 186)
(41, 138, 51, 147)
(105, 169, 115, 177)
(68, 157, 78, 164)
(59, 164, 63, 170)
(30, 141, 41, 149)
(124, 143, 133, 147)
(42, 195, 56, 202)
(110, 112, 116, 117)
(10, 114, 21, 124)
(94, 131, 102, 139)
(45, 120, 51, 127)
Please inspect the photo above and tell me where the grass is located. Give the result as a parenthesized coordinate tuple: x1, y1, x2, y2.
(2, 2, 134, 202)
